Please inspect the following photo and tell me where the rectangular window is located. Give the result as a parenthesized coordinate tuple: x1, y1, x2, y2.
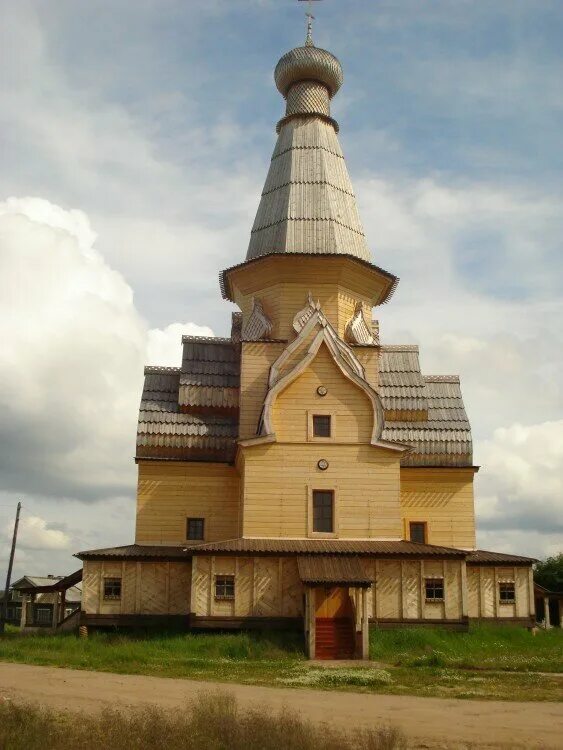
(425, 578, 444, 602)
(409, 521, 427, 544)
(312, 415, 331, 438)
(313, 489, 334, 533)
(499, 582, 515, 603)
(187, 517, 205, 541)
(215, 575, 235, 600)
(103, 578, 122, 600)
(34, 606, 52, 625)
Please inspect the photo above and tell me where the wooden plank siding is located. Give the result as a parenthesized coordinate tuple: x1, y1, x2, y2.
(240, 340, 400, 539)
(466, 565, 534, 620)
(272, 343, 374, 444)
(81, 561, 191, 616)
(233, 275, 375, 341)
(241, 443, 401, 538)
(239, 342, 285, 440)
(135, 461, 239, 544)
(191, 556, 303, 619)
(400, 468, 476, 549)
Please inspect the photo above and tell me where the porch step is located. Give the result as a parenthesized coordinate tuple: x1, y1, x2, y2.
(315, 617, 355, 659)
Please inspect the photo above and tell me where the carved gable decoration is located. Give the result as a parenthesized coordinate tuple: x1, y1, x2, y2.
(242, 298, 273, 341)
(270, 304, 364, 388)
(345, 302, 375, 345)
(293, 292, 320, 333)
(258, 298, 392, 447)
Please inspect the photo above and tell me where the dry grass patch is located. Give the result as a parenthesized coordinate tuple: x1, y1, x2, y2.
(0, 692, 405, 750)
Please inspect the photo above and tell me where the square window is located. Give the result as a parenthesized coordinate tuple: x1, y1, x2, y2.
(499, 582, 515, 603)
(312, 415, 331, 438)
(215, 575, 235, 600)
(313, 490, 334, 533)
(103, 578, 122, 600)
(409, 521, 427, 544)
(187, 517, 205, 541)
(425, 578, 444, 602)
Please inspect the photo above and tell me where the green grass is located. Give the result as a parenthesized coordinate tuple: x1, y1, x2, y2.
(369, 624, 563, 673)
(1, 626, 561, 702)
(0, 693, 406, 750)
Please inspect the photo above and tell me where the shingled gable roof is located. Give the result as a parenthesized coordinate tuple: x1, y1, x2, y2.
(380, 345, 473, 467)
(136, 335, 239, 462)
(137, 334, 471, 467)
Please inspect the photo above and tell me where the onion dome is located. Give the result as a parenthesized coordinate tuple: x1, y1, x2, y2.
(274, 45, 343, 100)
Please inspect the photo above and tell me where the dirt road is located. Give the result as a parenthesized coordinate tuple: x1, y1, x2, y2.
(0, 662, 561, 749)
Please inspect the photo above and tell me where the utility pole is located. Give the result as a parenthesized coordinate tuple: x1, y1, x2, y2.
(1, 501, 21, 634)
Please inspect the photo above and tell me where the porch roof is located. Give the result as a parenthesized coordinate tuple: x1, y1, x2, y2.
(297, 556, 372, 586)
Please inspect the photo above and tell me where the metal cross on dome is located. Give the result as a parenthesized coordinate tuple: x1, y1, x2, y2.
(298, 0, 323, 45)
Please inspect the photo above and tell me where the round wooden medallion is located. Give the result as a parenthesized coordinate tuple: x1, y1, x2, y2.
(317, 385, 328, 396)
(317, 459, 329, 471)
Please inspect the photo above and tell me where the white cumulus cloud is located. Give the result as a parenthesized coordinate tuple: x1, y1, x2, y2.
(9, 515, 71, 551)
(0, 197, 213, 502)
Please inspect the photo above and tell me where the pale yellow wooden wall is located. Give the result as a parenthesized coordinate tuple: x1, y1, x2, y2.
(400, 468, 476, 549)
(191, 556, 303, 618)
(82, 560, 191, 615)
(364, 558, 464, 621)
(135, 461, 239, 544)
(239, 342, 285, 440)
(467, 565, 533, 619)
(241, 443, 402, 538)
(233, 276, 374, 340)
(272, 343, 374, 443)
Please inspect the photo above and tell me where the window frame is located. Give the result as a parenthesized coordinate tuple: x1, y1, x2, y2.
(409, 521, 428, 544)
(214, 575, 235, 600)
(103, 577, 122, 601)
(424, 577, 445, 602)
(498, 581, 516, 604)
(307, 410, 336, 442)
(186, 517, 205, 541)
(312, 489, 335, 534)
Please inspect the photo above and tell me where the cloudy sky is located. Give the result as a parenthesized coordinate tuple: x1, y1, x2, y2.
(1, 0, 562, 581)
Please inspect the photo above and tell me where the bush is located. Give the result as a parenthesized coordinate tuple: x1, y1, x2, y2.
(0, 693, 406, 750)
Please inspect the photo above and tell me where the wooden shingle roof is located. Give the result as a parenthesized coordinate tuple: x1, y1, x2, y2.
(380, 346, 472, 467)
(136, 337, 239, 462)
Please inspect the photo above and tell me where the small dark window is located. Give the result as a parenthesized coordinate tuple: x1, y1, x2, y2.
(409, 521, 427, 544)
(215, 575, 235, 600)
(313, 415, 331, 438)
(103, 578, 122, 600)
(313, 490, 334, 533)
(499, 582, 515, 603)
(187, 517, 205, 540)
(34, 606, 52, 625)
(425, 578, 444, 601)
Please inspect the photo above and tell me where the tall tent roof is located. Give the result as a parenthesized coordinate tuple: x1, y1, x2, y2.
(246, 31, 371, 263)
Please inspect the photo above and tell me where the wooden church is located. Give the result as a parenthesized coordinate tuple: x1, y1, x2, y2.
(78, 25, 536, 658)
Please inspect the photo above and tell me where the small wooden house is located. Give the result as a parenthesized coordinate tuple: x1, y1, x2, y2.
(77, 30, 536, 658)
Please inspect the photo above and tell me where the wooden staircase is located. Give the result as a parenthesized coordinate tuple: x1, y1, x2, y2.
(315, 617, 355, 659)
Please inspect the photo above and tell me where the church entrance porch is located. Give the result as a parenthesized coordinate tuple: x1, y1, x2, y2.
(314, 586, 355, 659)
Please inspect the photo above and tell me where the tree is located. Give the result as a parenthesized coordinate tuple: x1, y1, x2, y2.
(534, 553, 563, 592)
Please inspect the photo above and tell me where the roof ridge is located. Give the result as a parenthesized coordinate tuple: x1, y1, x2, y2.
(181, 336, 233, 344)
(260, 180, 356, 199)
(424, 375, 460, 383)
(250, 216, 366, 237)
(144, 366, 181, 375)
(272, 144, 344, 161)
